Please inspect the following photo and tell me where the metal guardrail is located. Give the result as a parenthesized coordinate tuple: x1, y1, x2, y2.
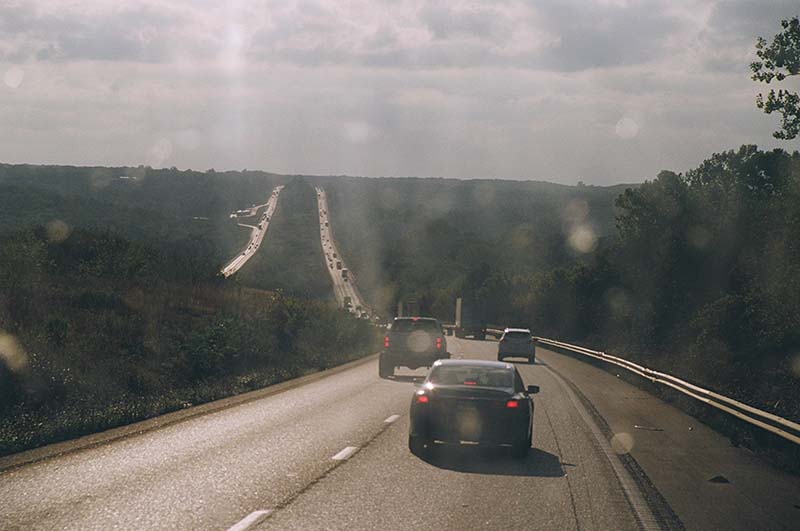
(528, 335, 800, 446)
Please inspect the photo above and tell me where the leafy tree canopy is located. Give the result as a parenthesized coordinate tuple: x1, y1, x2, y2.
(752, 16, 800, 140)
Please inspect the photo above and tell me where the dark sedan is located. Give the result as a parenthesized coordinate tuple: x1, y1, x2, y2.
(408, 359, 539, 458)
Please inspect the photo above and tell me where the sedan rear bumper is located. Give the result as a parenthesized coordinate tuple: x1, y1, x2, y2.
(410, 407, 529, 446)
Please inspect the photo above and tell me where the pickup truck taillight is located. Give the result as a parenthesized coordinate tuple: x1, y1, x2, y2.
(384, 336, 390, 348)
(436, 337, 443, 349)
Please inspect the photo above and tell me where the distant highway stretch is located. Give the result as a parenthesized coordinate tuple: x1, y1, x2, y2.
(221, 185, 284, 277)
(2, 337, 797, 531)
(315, 187, 369, 317)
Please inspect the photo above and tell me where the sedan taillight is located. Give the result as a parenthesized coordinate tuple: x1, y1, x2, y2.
(506, 399, 520, 409)
(416, 393, 429, 404)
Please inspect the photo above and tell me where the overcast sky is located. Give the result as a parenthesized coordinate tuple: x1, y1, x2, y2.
(1, 1, 797, 185)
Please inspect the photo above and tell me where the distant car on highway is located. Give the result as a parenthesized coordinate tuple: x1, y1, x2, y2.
(380, 317, 449, 378)
(409, 359, 538, 458)
(497, 328, 535, 364)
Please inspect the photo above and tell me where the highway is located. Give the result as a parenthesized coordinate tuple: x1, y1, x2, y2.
(221, 185, 284, 278)
(315, 187, 369, 316)
(2, 338, 797, 531)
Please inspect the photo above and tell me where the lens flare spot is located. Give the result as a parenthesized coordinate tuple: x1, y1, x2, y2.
(688, 225, 711, 249)
(457, 410, 482, 439)
(407, 330, 431, 353)
(790, 354, 800, 379)
(611, 432, 634, 455)
(379, 188, 402, 210)
(0, 332, 28, 372)
(343, 121, 371, 143)
(605, 287, 632, 318)
(176, 129, 200, 150)
(568, 225, 597, 253)
(147, 138, 172, 168)
(563, 199, 589, 225)
(46, 219, 71, 243)
(473, 183, 496, 209)
(3, 67, 24, 89)
(615, 117, 639, 139)
(510, 223, 536, 249)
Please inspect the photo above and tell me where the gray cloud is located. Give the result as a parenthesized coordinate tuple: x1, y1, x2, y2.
(0, 3, 186, 63)
(707, 0, 799, 41)
(419, 3, 510, 42)
(0, 0, 792, 185)
(693, 0, 799, 73)
(530, 0, 684, 71)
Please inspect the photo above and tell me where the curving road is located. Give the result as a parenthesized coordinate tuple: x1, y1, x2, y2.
(221, 185, 284, 278)
(315, 187, 369, 316)
(1, 338, 797, 530)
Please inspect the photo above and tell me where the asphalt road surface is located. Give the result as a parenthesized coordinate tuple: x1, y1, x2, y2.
(1, 338, 798, 530)
(315, 187, 368, 316)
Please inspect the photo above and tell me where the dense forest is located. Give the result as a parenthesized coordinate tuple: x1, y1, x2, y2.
(0, 165, 377, 456)
(514, 146, 800, 422)
(325, 146, 800, 422)
(323, 177, 628, 317)
(0, 163, 285, 258)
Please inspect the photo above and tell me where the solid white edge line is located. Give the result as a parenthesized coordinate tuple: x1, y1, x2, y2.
(541, 364, 661, 530)
(227, 509, 272, 531)
(384, 414, 400, 424)
(331, 446, 359, 461)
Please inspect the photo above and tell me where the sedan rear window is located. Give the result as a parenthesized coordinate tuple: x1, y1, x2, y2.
(392, 319, 439, 333)
(429, 366, 513, 388)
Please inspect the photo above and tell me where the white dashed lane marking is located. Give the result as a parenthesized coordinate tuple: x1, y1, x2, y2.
(384, 414, 400, 424)
(227, 510, 272, 531)
(331, 446, 359, 461)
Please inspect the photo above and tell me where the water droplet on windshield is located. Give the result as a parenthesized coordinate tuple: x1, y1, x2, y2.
(3, 67, 24, 89)
(147, 138, 173, 167)
(790, 354, 800, 379)
(610, 432, 634, 454)
(615, 117, 639, 139)
(568, 225, 597, 253)
(0, 332, 29, 373)
(46, 220, 72, 243)
(344, 121, 371, 143)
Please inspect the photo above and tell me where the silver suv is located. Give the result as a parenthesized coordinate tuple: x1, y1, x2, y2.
(497, 328, 535, 364)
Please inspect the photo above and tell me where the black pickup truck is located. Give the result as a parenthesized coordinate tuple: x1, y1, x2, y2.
(379, 317, 450, 378)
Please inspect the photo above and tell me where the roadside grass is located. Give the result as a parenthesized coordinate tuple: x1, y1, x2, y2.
(0, 228, 379, 457)
(0, 344, 372, 458)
